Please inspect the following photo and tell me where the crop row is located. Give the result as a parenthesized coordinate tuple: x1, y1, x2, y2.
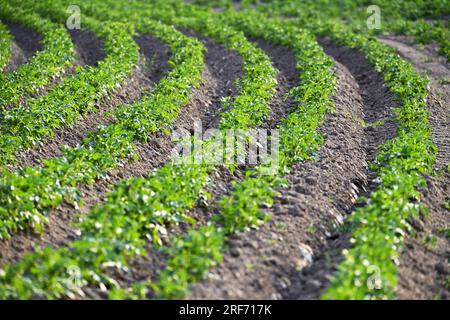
(40, 0, 336, 299)
(0, 0, 139, 166)
(0, 2, 75, 108)
(0, 22, 11, 70)
(0, 1, 281, 299)
(0, 0, 278, 240)
(0, 15, 206, 298)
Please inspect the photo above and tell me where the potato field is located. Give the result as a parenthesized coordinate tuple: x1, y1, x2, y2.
(0, 0, 448, 301)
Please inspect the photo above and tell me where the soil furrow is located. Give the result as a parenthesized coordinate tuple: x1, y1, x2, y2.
(3, 22, 42, 72)
(10, 34, 169, 171)
(378, 36, 450, 300)
(189, 41, 397, 300)
(24, 30, 106, 101)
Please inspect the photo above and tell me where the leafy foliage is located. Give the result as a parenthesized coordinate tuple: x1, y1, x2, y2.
(0, 0, 280, 299)
(0, 1, 139, 166)
(311, 20, 436, 300)
(0, 0, 439, 301)
(0, 22, 12, 70)
(0, 2, 75, 108)
(140, 5, 336, 299)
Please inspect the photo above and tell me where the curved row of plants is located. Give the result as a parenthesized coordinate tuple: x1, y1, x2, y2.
(243, 4, 437, 298)
(0, 22, 12, 70)
(0, 2, 75, 109)
(86, 0, 278, 130)
(0, 0, 139, 166)
(21, 0, 337, 299)
(0, 18, 205, 299)
(191, 0, 450, 61)
(0, 0, 435, 301)
(0, 0, 277, 240)
(122, 5, 336, 299)
(183, 1, 439, 300)
(250, 0, 449, 60)
(0, 4, 283, 299)
(0, 19, 204, 240)
(308, 20, 437, 300)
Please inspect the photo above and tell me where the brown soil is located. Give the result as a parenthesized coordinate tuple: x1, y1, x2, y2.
(4, 42, 27, 73)
(172, 35, 298, 230)
(379, 36, 450, 300)
(69, 29, 106, 67)
(397, 172, 450, 300)
(3, 22, 42, 72)
(189, 41, 397, 300)
(78, 37, 298, 299)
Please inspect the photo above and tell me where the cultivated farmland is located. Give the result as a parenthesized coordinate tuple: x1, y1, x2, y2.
(0, 0, 448, 300)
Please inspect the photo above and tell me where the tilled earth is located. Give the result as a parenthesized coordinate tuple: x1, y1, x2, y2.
(379, 36, 450, 300)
